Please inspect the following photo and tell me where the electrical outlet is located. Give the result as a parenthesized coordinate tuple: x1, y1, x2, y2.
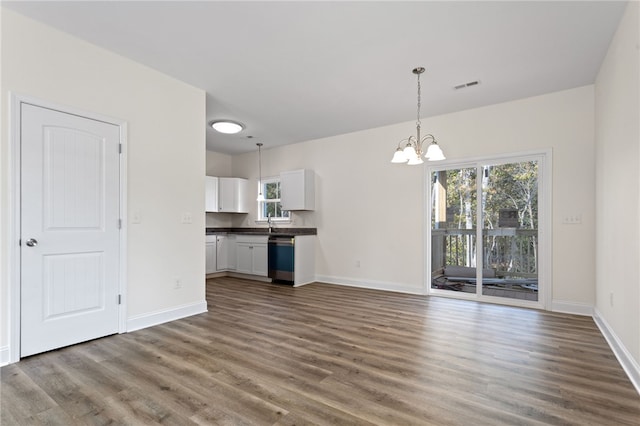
(355, 260, 361, 268)
(174, 278, 182, 289)
(181, 212, 192, 224)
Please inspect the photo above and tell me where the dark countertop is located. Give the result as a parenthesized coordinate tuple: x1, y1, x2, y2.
(206, 227, 317, 237)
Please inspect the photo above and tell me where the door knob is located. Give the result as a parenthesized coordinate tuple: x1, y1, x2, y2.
(25, 238, 38, 247)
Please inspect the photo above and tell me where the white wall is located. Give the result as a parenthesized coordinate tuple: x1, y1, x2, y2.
(595, 1, 640, 373)
(206, 150, 233, 177)
(1, 9, 206, 359)
(223, 85, 596, 304)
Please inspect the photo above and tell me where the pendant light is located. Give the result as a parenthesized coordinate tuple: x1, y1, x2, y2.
(391, 67, 445, 164)
(256, 143, 265, 202)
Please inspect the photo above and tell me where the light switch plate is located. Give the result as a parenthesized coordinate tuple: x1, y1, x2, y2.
(132, 211, 141, 224)
(562, 214, 582, 224)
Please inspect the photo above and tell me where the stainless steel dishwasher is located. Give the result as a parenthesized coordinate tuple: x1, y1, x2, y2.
(268, 235, 294, 284)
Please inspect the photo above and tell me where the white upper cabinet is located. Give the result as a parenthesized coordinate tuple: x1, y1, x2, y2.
(281, 169, 315, 211)
(205, 176, 218, 212)
(206, 177, 248, 213)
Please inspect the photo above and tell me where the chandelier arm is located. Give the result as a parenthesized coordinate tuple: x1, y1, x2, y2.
(396, 137, 413, 148)
(420, 134, 437, 144)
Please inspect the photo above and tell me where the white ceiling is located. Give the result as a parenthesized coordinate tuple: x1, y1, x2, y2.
(4, 1, 627, 155)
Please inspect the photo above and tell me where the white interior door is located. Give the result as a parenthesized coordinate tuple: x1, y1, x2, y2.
(20, 103, 121, 357)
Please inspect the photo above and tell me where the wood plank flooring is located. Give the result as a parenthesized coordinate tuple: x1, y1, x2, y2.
(2, 277, 639, 425)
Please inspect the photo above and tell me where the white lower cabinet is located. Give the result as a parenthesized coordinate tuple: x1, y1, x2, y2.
(235, 243, 252, 274)
(215, 235, 228, 271)
(208, 233, 313, 281)
(252, 244, 268, 276)
(205, 235, 216, 274)
(293, 235, 315, 286)
(235, 235, 268, 277)
(226, 234, 237, 271)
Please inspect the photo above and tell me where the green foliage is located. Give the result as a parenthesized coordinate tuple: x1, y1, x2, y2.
(261, 180, 290, 219)
(432, 161, 539, 275)
(434, 161, 538, 230)
(483, 161, 538, 230)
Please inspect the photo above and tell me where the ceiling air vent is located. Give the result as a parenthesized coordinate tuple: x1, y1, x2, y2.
(453, 80, 480, 90)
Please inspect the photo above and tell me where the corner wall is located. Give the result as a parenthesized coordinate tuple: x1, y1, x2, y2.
(1, 9, 207, 362)
(594, 1, 640, 390)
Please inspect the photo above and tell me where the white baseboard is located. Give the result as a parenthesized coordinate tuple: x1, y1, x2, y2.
(551, 299, 594, 316)
(593, 308, 640, 395)
(126, 300, 208, 333)
(315, 275, 424, 295)
(0, 346, 10, 367)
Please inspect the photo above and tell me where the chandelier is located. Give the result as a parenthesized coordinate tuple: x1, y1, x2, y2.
(391, 67, 445, 165)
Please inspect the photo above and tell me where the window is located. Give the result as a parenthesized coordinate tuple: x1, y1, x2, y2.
(258, 177, 290, 221)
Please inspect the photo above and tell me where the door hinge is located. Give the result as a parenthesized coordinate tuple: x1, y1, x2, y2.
(118, 294, 122, 305)
(118, 219, 122, 229)
(18, 239, 21, 246)
(118, 143, 122, 154)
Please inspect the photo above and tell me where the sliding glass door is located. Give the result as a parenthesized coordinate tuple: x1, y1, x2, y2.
(428, 153, 548, 308)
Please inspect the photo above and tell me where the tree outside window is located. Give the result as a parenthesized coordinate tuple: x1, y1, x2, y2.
(258, 177, 290, 220)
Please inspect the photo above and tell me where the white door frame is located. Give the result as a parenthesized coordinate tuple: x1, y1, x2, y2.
(424, 149, 552, 311)
(8, 93, 128, 364)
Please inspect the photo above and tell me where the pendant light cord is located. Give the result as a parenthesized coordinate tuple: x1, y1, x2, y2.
(257, 143, 263, 196)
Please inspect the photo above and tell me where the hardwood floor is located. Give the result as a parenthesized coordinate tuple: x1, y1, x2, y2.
(2, 277, 639, 425)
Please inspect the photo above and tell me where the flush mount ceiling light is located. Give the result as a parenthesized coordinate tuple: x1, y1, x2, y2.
(210, 120, 244, 134)
(391, 67, 445, 165)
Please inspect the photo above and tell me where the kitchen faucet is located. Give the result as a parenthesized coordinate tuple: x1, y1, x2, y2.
(267, 213, 273, 233)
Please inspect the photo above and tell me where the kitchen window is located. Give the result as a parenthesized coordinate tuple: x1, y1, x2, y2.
(258, 177, 290, 221)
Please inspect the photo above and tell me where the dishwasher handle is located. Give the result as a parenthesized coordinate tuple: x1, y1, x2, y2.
(268, 237, 294, 246)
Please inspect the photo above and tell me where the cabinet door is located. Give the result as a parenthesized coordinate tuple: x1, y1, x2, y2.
(281, 169, 314, 211)
(252, 244, 268, 277)
(205, 176, 218, 212)
(227, 235, 237, 270)
(218, 178, 235, 212)
(235, 178, 248, 213)
(216, 235, 228, 271)
(236, 243, 253, 274)
(218, 177, 249, 213)
(205, 242, 216, 274)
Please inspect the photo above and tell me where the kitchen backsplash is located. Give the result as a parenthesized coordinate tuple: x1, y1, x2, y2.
(206, 210, 315, 229)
